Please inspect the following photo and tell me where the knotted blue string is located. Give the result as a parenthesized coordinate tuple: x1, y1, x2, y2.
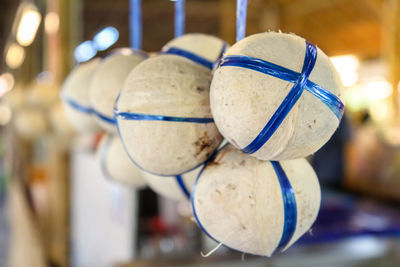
(114, 111, 214, 124)
(271, 161, 297, 250)
(174, 0, 185, 38)
(175, 175, 190, 199)
(236, 0, 248, 42)
(219, 41, 343, 155)
(130, 0, 142, 50)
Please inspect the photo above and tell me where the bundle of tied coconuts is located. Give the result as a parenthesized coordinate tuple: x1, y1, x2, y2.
(61, 31, 345, 257)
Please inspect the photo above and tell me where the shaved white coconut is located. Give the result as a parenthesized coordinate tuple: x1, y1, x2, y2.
(14, 108, 48, 140)
(162, 33, 228, 68)
(143, 166, 200, 201)
(211, 32, 345, 160)
(89, 49, 147, 132)
(97, 134, 146, 188)
(61, 59, 101, 134)
(192, 145, 321, 257)
(116, 55, 222, 176)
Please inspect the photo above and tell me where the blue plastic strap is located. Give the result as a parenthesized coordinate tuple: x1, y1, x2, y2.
(163, 47, 214, 69)
(61, 94, 93, 114)
(114, 111, 214, 123)
(271, 161, 297, 249)
(175, 175, 190, 199)
(130, 0, 142, 50)
(174, 0, 185, 38)
(93, 110, 116, 125)
(236, 0, 248, 42)
(219, 55, 343, 120)
(220, 41, 336, 154)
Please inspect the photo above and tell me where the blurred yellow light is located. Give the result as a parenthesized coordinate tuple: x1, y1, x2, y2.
(0, 104, 12, 126)
(16, 9, 41, 46)
(0, 73, 15, 96)
(370, 100, 392, 122)
(330, 55, 359, 87)
(364, 77, 392, 101)
(45, 12, 59, 34)
(6, 43, 25, 69)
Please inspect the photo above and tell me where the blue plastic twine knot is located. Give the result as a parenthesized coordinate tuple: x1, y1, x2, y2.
(219, 41, 344, 155)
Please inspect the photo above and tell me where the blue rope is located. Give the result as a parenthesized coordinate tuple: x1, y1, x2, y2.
(236, 0, 248, 42)
(175, 175, 190, 199)
(130, 0, 142, 50)
(61, 94, 93, 114)
(271, 161, 297, 249)
(240, 41, 318, 154)
(174, 0, 185, 38)
(114, 111, 214, 124)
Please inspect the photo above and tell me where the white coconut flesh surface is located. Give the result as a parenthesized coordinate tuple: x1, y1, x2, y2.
(143, 166, 200, 201)
(97, 134, 147, 188)
(89, 51, 147, 132)
(116, 54, 223, 176)
(61, 59, 101, 134)
(163, 33, 228, 65)
(192, 145, 321, 257)
(210, 32, 345, 161)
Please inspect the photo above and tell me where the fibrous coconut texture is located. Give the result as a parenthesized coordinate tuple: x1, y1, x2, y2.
(211, 32, 345, 160)
(116, 54, 223, 176)
(97, 134, 146, 188)
(143, 166, 200, 201)
(89, 49, 147, 132)
(192, 145, 320, 257)
(61, 59, 101, 134)
(162, 33, 229, 67)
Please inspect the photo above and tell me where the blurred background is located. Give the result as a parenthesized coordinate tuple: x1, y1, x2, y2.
(1, 0, 400, 266)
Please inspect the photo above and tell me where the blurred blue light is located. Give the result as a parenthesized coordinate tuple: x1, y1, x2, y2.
(74, 40, 97, 62)
(93, 27, 119, 51)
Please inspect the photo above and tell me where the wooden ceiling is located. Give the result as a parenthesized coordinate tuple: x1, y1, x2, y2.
(83, 0, 385, 58)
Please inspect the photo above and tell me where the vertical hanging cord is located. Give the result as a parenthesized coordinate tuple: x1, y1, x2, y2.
(236, 0, 248, 42)
(130, 0, 142, 49)
(174, 0, 185, 37)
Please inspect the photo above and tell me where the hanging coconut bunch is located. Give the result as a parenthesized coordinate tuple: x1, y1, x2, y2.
(88, 48, 148, 132)
(60, 59, 101, 134)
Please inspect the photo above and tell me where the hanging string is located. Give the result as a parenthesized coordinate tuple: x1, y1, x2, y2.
(130, 0, 142, 49)
(174, 0, 185, 37)
(236, 0, 248, 42)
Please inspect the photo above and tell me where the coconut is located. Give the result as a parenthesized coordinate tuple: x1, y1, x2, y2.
(115, 54, 222, 176)
(143, 166, 200, 201)
(192, 145, 320, 257)
(210, 32, 345, 160)
(97, 134, 146, 188)
(162, 33, 228, 69)
(60, 59, 101, 134)
(89, 49, 147, 132)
